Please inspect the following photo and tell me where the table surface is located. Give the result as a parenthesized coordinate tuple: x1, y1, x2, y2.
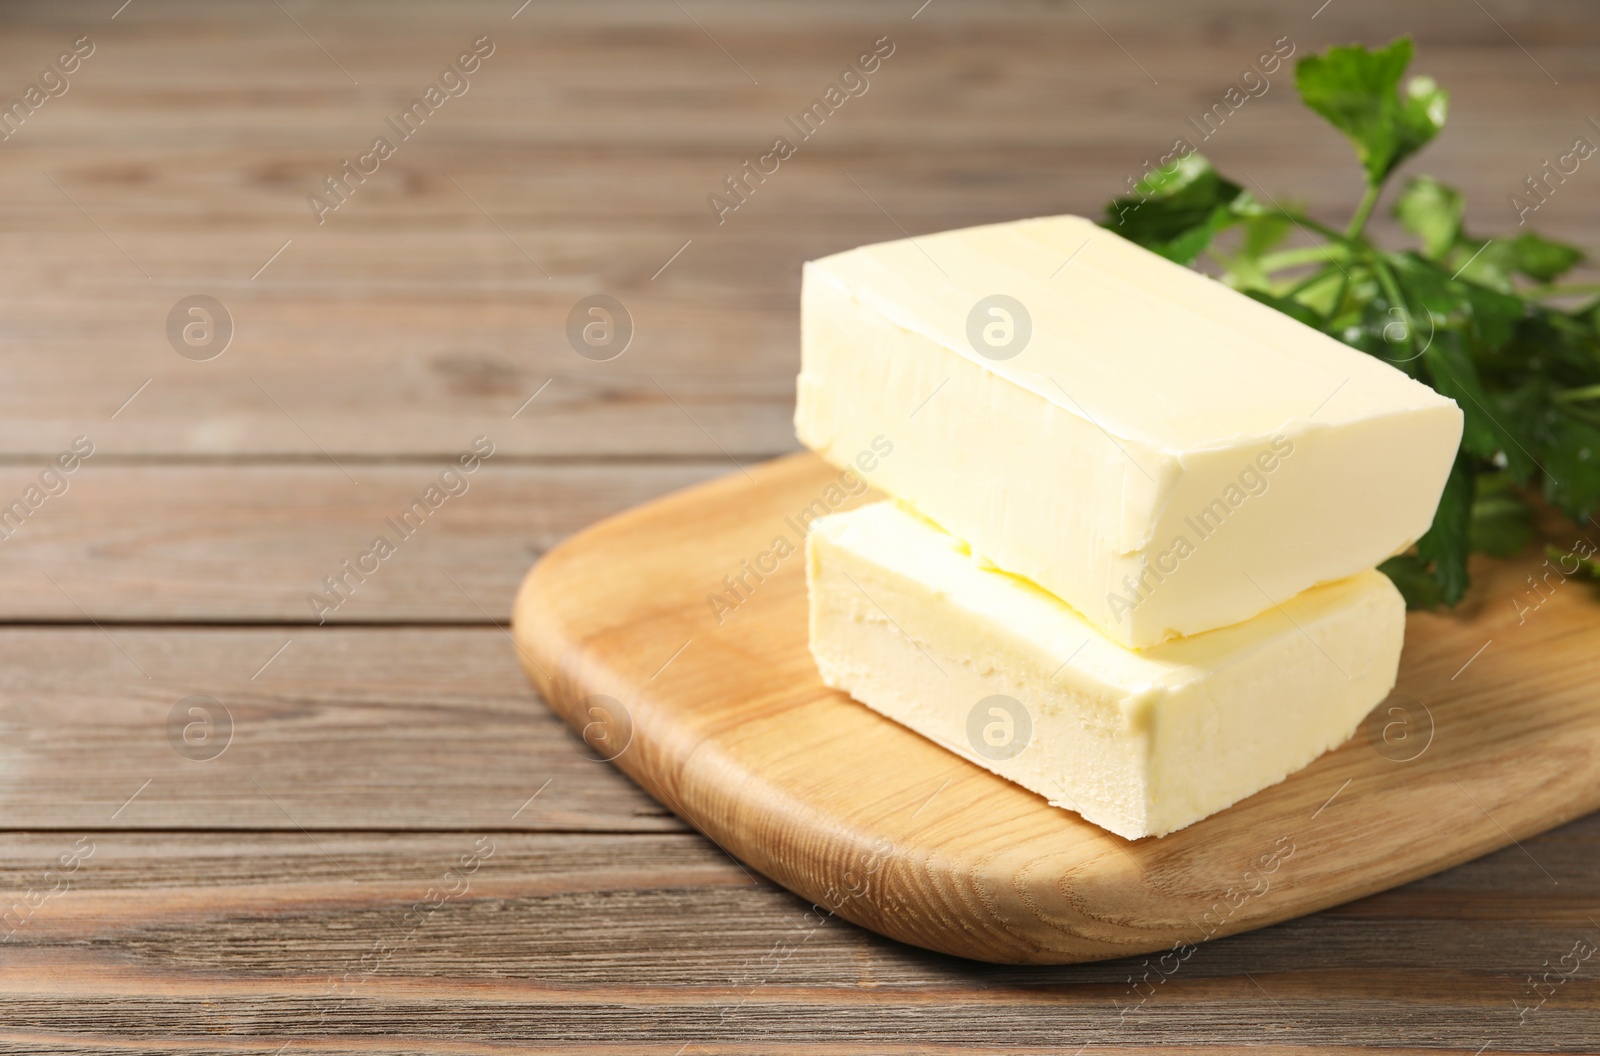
(1, 0, 1597, 1051)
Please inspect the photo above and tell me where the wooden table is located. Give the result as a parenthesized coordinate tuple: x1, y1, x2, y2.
(1, 0, 1595, 1050)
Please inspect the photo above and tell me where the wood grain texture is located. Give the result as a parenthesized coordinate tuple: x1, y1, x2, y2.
(1, 829, 1599, 1052)
(0, 0, 1594, 459)
(0, 0, 1596, 1048)
(0, 462, 723, 621)
(0, 627, 676, 832)
(514, 453, 1600, 964)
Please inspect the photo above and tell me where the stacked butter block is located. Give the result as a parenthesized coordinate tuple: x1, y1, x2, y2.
(797, 215, 1463, 838)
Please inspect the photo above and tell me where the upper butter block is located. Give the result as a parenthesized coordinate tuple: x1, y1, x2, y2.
(795, 214, 1463, 648)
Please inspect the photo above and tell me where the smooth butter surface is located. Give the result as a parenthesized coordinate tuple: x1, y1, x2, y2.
(806, 501, 1406, 839)
(795, 214, 1462, 647)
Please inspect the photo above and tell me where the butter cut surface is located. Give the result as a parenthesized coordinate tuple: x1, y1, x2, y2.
(795, 214, 1462, 648)
(806, 502, 1406, 839)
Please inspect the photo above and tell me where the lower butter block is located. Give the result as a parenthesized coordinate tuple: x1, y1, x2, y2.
(806, 501, 1406, 839)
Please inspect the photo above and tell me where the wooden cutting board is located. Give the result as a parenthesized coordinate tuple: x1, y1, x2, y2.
(511, 452, 1600, 965)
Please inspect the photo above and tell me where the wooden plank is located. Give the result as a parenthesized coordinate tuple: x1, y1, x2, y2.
(0, 627, 679, 832)
(0, 462, 723, 621)
(513, 452, 1600, 964)
(0, 826, 1596, 1050)
(0, 0, 1592, 457)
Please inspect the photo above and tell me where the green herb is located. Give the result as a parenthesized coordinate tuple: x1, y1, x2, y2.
(1102, 36, 1599, 609)
(1547, 542, 1600, 583)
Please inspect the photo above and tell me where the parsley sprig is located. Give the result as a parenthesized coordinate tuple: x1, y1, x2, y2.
(1102, 37, 1599, 608)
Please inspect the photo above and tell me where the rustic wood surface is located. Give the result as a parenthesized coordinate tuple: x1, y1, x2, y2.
(1, 0, 1597, 1049)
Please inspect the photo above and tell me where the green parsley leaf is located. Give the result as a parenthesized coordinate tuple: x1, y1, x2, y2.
(1463, 282, 1524, 349)
(1414, 453, 1475, 605)
(1507, 231, 1585, 283)
(1102, 154, 1244, 264)
(1295, 38, 1448, 185)
(1242, 211, 1293, 259)
(1449, 237, 1514, 292)
(1244, 288, 1324, 328)
(1378, 554, 1443, 609)
(1542, 412, 1600, 520)
(1419, 329, 1543, 484)
(1449, 232, 1586, 291)
(1469, 472, 1534, 556)
(1394, 176, 1463, 259)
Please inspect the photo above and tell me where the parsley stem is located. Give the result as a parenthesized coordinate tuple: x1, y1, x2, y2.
(1301, 217, 1351, 245)
(1257, 246, 1355, 272)
(1260, 209, 1362, 249)
(1367, 255, 1422, 358)
(1555, 383, 1600, 403)
(1283, 265, 1340, 299)
(1346, 181, 1383, 240)
(1328, 269, 1353, 321)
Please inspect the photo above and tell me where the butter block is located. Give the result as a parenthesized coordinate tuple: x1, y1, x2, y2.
(795, 214, 1461, 647)
(807, 501, 1405, 839)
